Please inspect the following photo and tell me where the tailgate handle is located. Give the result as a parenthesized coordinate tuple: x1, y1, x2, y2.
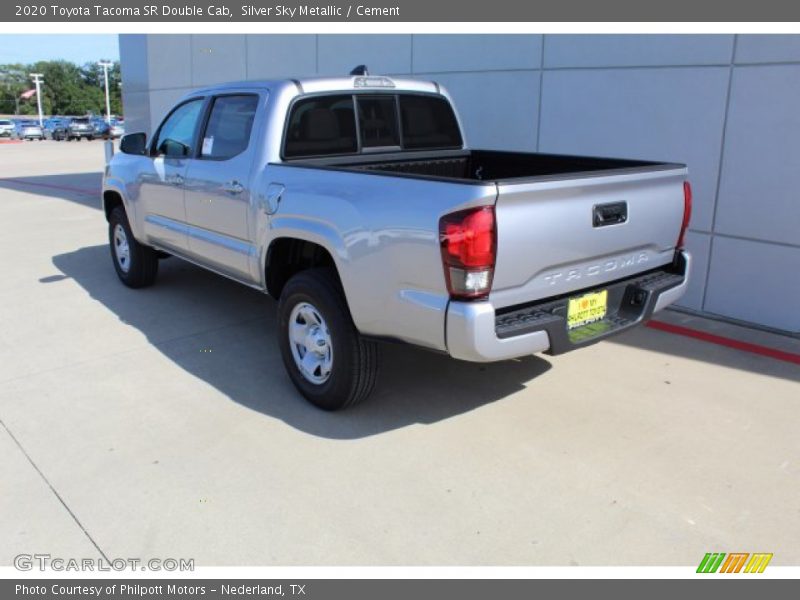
(593, 202, 628, 227)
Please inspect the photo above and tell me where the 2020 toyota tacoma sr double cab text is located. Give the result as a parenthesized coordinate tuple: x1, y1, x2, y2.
(102, 72, 692, 410)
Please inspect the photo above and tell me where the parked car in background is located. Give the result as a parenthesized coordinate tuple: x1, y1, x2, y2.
(52, 117, 95, 141)
(92, 118, 110, 139)
(43, 117, 69, 139)
(17, 120, 44, 141)
(0, 119, 15, 137)
(109, 119, 125, 138)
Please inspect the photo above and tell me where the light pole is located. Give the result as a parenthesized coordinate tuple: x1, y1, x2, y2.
(29, 73, 44, 127)
(97, 61, 113, 124)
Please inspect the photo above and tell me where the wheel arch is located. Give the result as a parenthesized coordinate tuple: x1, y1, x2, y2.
(102, 189, 125, 222)
(264, 236, 344, 300)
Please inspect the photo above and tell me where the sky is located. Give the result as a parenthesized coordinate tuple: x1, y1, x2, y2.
(0, 35, 119, 65)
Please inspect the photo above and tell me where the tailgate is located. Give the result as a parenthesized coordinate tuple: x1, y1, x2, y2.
(490, 167, 688, 310)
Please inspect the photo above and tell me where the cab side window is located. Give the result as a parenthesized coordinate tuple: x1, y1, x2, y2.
(155, 98, 204, 157)
(200, 95, 258, 160)
(284, 95, 357, 158)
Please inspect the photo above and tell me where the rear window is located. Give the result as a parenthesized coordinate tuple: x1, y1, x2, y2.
(357, 96, 400, 149)
(398, 95, 462, 150)
(283, 93, 462, 158)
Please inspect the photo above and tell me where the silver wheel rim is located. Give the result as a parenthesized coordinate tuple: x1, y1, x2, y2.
(288, 302, 333, 385)
(113, 223, 131, 273)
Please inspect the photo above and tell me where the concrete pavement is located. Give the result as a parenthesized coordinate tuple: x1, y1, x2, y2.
(1, 141, 798, 566)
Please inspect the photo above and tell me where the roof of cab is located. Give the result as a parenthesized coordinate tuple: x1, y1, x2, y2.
(189, 75, 441, 97)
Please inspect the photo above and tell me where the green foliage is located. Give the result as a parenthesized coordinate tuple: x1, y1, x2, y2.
(0, 59, 122, 117)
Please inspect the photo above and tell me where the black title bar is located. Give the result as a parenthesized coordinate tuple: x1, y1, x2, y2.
(4, 0, 800, 22)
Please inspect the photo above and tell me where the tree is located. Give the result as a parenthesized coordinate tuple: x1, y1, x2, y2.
(81, 59, 122, 117)
(0, 59, 122, 117)
(0, 63, 30, 115)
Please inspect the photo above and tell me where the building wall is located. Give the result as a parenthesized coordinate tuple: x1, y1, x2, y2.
(119, 34, 800, 334)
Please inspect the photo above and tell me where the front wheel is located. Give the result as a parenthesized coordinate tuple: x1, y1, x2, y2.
(108, 206, 159, 288)
(277, 268, 378, 411)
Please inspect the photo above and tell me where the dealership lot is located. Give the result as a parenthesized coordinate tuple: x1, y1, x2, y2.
(0, 141, 798, 566)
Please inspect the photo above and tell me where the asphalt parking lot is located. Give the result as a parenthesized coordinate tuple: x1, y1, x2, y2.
(1, 140, 798, 567)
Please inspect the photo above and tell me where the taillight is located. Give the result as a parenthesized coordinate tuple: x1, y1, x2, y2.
(677, 181, 692, 249)
(439, 206, 496, 300)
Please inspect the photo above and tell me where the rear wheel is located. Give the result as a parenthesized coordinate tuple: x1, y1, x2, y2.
(108, 206, 158, 288)
(278, 268, 378, 411)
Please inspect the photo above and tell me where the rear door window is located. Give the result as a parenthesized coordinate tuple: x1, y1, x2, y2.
(200, 94, 258, 160)
(284, 95, 357, 158)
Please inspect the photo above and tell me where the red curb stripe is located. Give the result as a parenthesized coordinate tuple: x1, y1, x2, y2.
(0, 177, 98, 197)
(647, 320, 800, 366)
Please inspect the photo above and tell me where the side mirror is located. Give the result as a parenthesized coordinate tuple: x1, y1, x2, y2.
(120, 132, 147, 156)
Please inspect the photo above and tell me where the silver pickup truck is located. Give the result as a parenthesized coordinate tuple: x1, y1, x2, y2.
(103, 72, 691, 410)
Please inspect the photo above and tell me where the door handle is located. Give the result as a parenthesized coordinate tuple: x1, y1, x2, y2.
(223, 180, 245, 195)
(169, 174, 184, 186)
(593, 201, 628, 227)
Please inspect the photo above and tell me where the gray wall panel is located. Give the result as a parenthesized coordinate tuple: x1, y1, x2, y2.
(190, 35, 247, 86)
(317, 35, 412, 76)
(538, 67, 729, 233)
(704, 236, 800, 332)
(715, 65, 800, 247)
(412, 34, 542, 73)
(735, 34, 800, 63)
(118, 34, 148, 93)
(434, 71, 539, 151)
(119, 90, 150, 138)
(543, 35, 734, 68)
(245, 35, 318, 79)
(146, 35, 192, 90)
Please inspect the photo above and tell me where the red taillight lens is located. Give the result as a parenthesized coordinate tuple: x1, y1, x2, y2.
(439, 206, 496, 300)
(677, 181, 692, 249)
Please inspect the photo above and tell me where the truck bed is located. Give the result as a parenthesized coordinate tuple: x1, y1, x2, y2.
(278, 147, 689, 319)
(290, 149, 683, 184)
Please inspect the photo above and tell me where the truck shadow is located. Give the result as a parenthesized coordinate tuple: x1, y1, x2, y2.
(0, 172, 102, 211)
(52, 245, 551, 439)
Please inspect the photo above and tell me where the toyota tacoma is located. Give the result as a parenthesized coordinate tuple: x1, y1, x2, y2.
(102, 72, 692, 410)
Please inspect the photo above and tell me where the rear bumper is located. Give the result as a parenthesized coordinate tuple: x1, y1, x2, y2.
(446, 250, 690, 362)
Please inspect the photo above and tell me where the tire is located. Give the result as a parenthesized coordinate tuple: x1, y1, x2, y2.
(108, 206, 159, 288)
(278, 268, 378, 411)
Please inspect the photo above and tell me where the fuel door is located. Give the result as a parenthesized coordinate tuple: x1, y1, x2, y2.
(265, 183, 285, 215)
